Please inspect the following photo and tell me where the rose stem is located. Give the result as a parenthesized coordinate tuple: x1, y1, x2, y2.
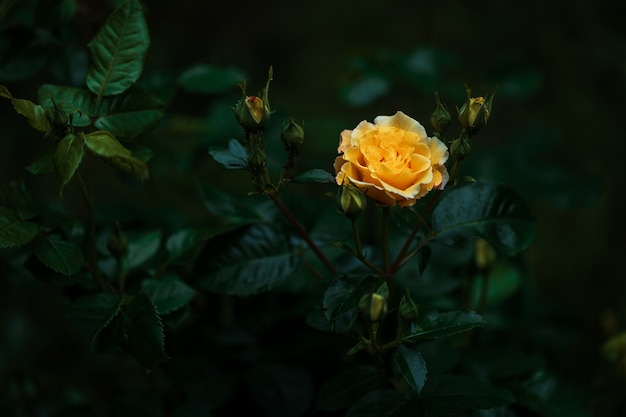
(351, 218, 386, 275)
(391, 158, 462, 274)
(382, 206, 391, 274)
(76, 168, 115, 294)
(268, 191, 338, 275)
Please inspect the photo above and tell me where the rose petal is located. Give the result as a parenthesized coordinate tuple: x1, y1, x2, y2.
(374, 111, 427, 139)
(428, 136, 449, 165)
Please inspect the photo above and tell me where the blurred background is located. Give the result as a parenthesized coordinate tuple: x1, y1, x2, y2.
(1, 0, 625, 415)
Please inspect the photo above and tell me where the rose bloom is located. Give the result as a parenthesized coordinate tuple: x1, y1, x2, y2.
(334, 111, 449, 207)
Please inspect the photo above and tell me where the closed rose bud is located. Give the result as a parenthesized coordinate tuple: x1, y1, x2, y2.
(233, 95, 270, 131)
(359, 293, 387, 322)
(457, 85, 496, 135)
(281, 118, 304, 148)
(398, 294, 419, 323)
(450, 136, 471, 160)
(337, 184, 367, 219)
(430, 91, 451, 135)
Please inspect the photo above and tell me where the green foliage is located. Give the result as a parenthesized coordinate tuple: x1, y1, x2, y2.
(32, 233, 84, 275)
(179, 64, 245, 94)
(0, 206, 38, 248)
(53, 133, 84, 196)
(85, 0, 150, 98)
(394, 344, 428, 394)
(83, 130, 149, 179)
(208, 138, 249, 170)
(432, 181, 537, 255)
(405, 311, 485, 341)
(141, 273, 196, 315)
(292, 168, 336, 184)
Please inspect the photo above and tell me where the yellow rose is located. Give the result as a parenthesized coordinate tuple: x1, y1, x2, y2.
(334, 111, 449, 207)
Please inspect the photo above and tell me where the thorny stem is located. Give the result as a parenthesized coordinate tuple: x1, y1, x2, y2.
(268, 191, 338, 275)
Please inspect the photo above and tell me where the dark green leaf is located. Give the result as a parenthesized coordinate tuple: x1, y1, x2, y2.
(431, 182, 536, 255)
(422, 374, 515, 411)
(195, 180, 259, 224)
(179, 64, 245, 94)
(0, 207, 38, 248)
(26, 151, 55, 175)
(37, 84, 93, 127)
(141, 273, 196, 315)
(124, 229, 161, 272)
(345, 390, 407, 417)
(292, 169, 335, 184)
(67, 293, 123, 347)
(197, 222, 300, 295)
(317, 366, 388, 411)
(54, 133, 85, 196)
(323, 275, 380, 321)
(32, 233, 84, 275)
(394, 344, 427, 394)
(110, 293, 168, 367)
(405, 311, 484, 342)
(0, 179, 39, 219)
(83, 130, 149, 179)
(93, 86, 165, 140)
(85, 0, 150, 97)
(208, 138, 248, 170)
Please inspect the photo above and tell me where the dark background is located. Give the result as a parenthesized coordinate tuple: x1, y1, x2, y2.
(1, 0, 625, 415)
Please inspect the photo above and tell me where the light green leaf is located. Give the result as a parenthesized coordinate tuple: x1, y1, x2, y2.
(37, 84, 94, 127)
(83, 130, 149, 179)
(85, 0, 150, 97)
(54, 133, 85, 196)
(0, 85, 51, 132)
(292, 169, 335, 184)
(394, 344, 427, 394)
(94, 86, 165, 140)
(124, 229, 161, 272)
(32, 233, 84, 276)
(110, 292, 169, 367)
(141, 274, 196, 315)
(0, 207, 38, 248)
(432, 182, 536, 255)
(178, 64, 245, 94)
(405, 311, 485, 342)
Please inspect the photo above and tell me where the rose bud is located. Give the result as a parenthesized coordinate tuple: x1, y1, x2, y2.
(233, 95, 270, 131)
(336, 184, 367, 220)
(359, 293, 387, 322)
(457, 85, 496, 135)
(281, 117, 304, 149)
(430, 91, 451, 135)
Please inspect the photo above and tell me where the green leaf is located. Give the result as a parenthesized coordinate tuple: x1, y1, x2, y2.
(208, 138, 248, 170)
(0, 179, 39, 219)
(124, 229, 161, 272)
(317, 366, 388, 411)
(141, 274, 196, 315)
(292, 169, 336, 184)
(422, 374, 515, 411)
(197, 222, 300, 295)
(431, 182, 536, 255)
(323, 275, 380, 321)
(178, 64, 245, 94)
(85, 0, 150, 97)
(345, 390, 407, 417)
(54, 133, 85, 196)
(26, 151, 56, 175)
(405, 311, 485, 342)
(195, 180, 260, 224)
(165, 228, 202, 263)
(83, 130, 149, 179)
(37, 84, 94, 127)
(93, 86, 165, 140)
(0, 85, 51, 132)
(0, 207, 38, 248)
(110, 292, 168, 367)
(394, 344, 427, 394)
(67, 293, 123, 347)
(32, 233, 84, 275)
